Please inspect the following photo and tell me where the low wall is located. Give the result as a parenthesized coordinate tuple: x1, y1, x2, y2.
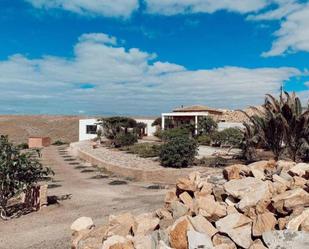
(70, 142, 220, 184)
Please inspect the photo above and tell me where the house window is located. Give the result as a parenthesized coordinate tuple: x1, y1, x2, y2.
(86, 125, 97, 134)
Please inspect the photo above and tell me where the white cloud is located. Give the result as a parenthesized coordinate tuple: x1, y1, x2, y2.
(145, 0, 269, 15)
(26, 0, 139, 18)
(0, 33, 304, 114)
(260, 3, 309, 57)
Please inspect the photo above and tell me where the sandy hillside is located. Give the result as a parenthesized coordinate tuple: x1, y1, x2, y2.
(0, 115, 83, 144)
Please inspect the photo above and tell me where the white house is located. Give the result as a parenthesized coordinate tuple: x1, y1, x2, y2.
(79, 118, 157, 141)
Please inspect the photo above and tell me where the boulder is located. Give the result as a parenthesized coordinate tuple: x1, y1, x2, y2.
(277, 160, 296, 172)
(212, 234, 237, 249)
(133, 213, 160, 236)
(278, 217, 287, 230)
(289, 163, 309, 177)
(300, 216, 309, 231)
(249, 239, 267, 249)
(187, 230, 213, 249)
(252, 212, 277, 236)
(272, 188, 309, 210)
(188, 214, 218, 237)
(169, 216, 193, 249)
(286, 209, 309, 231)
(165, 190, 178, 204)
(107, 212, 135, 237)
(176, 178, 197, 193)
(223, 164, 250, 180)
(170, 201, 189, 219)
(71, 217, 94, 232)
(158, 241, 173, 249)
(251, 169, 265, 180)
(224, 177, 271, 210)
(133, 235, 156, 249)
(155, 208, 173, 220)
(291, 176, 307, 189)
(179, 191, 194, 210)
(216, 212, 253, 249)
(262, 230, 309, 249)
(248, 160, 276, 172)
(197, 195, 227, 221)
(199, 181, 213, 196)
(102, 235, 134, 249)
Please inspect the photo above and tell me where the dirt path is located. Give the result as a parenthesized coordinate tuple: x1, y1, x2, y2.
(0, 145, 166, 249)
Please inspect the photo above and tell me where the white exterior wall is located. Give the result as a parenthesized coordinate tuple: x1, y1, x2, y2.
(79, 119, 98, 141)
(79, 118, 156, 141)
(135, 118, 156, 136)
(218, 122, 244, 131)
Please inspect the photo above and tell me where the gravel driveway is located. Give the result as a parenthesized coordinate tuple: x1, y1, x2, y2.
(0, 145, 166, 249)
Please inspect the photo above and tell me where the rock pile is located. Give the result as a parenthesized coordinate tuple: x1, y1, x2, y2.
(71, 160, 309, 249)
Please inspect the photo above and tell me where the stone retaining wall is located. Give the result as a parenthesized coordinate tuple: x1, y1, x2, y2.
(70, 141, 220, 184)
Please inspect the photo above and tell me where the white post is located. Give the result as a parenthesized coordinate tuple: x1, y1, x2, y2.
(162, 115, 165, 130)
(195, 115, 198, 135)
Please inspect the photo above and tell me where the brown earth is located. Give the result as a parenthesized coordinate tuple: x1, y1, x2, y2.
(0, 115, 82, 144)
(0, 145, 166, 249)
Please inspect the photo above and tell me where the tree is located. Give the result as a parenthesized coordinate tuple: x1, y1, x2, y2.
(198, 116, 218, 135)
(0, 135, 53, 219)
(241, 92, 309, 161)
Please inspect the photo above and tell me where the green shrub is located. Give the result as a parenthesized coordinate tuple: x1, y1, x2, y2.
(114, 133, 138, 148)
(52, 140, 67, 146)
(161, 128, 190, 142)
(198, 116, 218, 135)
(0, 135, 53, 218)
(197, 135, 211, 145)
(123, 143, 161, 158)
(211, 128, 243, 148)
(17, 143, 29, 150)
(159, 136, 198, 168)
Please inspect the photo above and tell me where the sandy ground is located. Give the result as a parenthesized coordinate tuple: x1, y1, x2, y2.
(0, 145, 166, 249)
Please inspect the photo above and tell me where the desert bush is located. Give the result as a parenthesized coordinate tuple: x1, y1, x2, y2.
(17, 143, 29, 150)
(122, 143, 161, 158)
(114, 133, 138, 148)
(0, 135, 53, 219)
(52, 140, 67, 146)
(198, 116, 218, 135)
(197, 135, 211, 145)
(211, 128, 243, 148)
(161, 128, 191, 142)
(159, 136, 198, 168)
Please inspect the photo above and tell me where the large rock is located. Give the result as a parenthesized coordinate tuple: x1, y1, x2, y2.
(187, 230, 213, 249)
(71, 217, 94, 232)
(215, 212, 253, 249)
(212, 234, 236, 249)
(223, 164, 250, 180)
(165, 190, 178, 204)
(272, 188, 309, 210)
(102, 235, 134, 249)
(224, 177, 271, 210)
(252, 212, 277, 236)
(133, 235, 156, 249)
(248, 160, 276, 173)
(179, 192, 194, 210)
(288, 163, 309, 177)
(196, 195, 227, 221)
(249, 239, 267, 249)
(286, 209, 309, 231)
(133, 213, 160, 236)
(107, 212, 135, 237)
(262, 230, 309, 249)
(169, 216, 193, 249)
(170, 201, 189, 219)
(301, 216, 309, 231)
(188, 214, 218, 237)
(177, 177, 197, 193)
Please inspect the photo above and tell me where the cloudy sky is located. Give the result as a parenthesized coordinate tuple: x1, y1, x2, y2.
(0, 0, 308, 115)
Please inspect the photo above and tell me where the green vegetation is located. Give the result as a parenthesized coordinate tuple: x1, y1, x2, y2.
(211, 128, 244, 148)
(198, 116, 218, 135)
(121, 143, 161, 158)
(161, 128, 191, 142)
(0, 135, 53, 219)
(98, 117, 145, 147)
(242, 92, 309, 162)
(197, 135, 211, 145)
(114, 133, 138, 148)
(159, 136, 198, 168)
(52, 140, 67, 146)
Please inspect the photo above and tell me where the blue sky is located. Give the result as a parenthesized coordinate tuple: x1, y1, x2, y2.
(0, 0, 308, 115)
